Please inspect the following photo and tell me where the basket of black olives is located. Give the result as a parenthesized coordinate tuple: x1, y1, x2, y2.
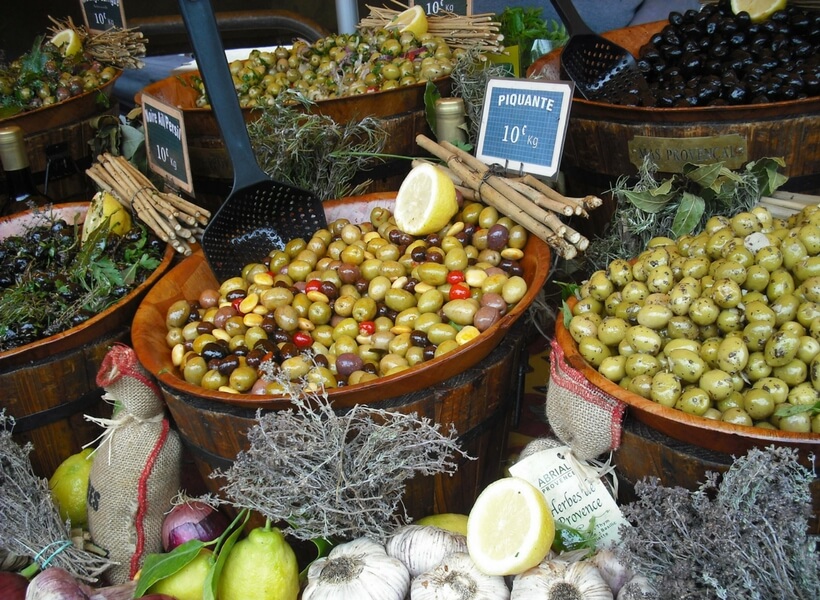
(527, 0, 820, 193)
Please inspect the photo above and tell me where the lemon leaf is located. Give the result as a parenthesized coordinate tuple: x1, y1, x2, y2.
(135, 539, 206, 597)
(204, 510, 249, 600)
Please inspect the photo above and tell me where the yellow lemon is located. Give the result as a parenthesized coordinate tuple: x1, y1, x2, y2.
(49, 29, 83, 57)
(218, 526, 299, 600)
(730, 0, 787, 22)
(49, 448, 94, 527)
(416, 513, 469, 535)
(389, 5, 428, 38)
(147, 548, 213, 600)
(394, 162, 458, 236)
(82, 191, 132, 243)
(466, 477, 555, 576)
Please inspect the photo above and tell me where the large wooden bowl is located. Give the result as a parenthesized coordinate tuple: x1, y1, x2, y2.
(0, 71, 122, 136)
(527, 21, 820, 192)
(555, 296, 820, 456)
(1, 203, 174, 476)
(132, 193, 551, 409)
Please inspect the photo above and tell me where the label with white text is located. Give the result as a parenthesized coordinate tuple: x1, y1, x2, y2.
(142, 94, 193, 194)
(80, 0, 126, 33)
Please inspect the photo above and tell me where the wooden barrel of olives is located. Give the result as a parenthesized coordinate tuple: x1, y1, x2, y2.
(0, 72, 121, 202)
(527, 16, 820, 206)
(554, 296, 820, 533)
(136, 73, 451, 211)
(0, 203, 174, 478)
(131, 193, 551, 518)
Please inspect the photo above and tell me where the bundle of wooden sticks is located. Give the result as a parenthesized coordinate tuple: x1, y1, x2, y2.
(360, 2, 503, 53)
(415, 134, 601, 259)
(86, 153, 211, 255)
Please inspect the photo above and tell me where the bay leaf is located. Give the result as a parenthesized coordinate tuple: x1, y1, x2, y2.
(671, 192, 705, 238)
(134, 539, 206, 597)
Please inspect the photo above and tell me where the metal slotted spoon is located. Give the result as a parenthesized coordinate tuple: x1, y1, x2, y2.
(178, 0, 327, 281)
(549, 0, 654, 105)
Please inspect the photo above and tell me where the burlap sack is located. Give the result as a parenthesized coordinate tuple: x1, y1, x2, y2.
(86, 344, 181, 584)
(545, 337, 627, 461)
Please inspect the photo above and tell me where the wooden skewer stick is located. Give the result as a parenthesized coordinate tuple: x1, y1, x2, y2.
(519, 174, 587, 217)
(505, 178, 574, 216)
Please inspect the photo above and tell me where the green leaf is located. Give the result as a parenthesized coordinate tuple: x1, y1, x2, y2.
(204, 510, 250, 600)
(299, 537, 334, 583)
(121, 123, 145, 161)
(621, 185, 675, 214)
(135, 539, 206, 597)
(671, 192, 705, 238)
(424, 80, 442, 137)
(683, 162, 724, 188)
(774, 401, 820, 418)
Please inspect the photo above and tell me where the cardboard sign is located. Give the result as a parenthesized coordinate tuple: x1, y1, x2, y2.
(411, 0, 471, 16)
(476, 78, 574, 179)
(141, 94, 193, 194)
(80, 0, 126, 34)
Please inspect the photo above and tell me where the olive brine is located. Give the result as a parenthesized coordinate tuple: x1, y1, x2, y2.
(164, 203, 530, 394)
(569, 204, 820, 434)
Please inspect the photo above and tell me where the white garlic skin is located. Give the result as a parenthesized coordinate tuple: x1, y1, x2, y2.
(411, 552, 510, 600)
(592, 549, 632, 595)
(386, 524, 468, 578)
(511, 559, 614, 600)
(616, 575, 658, 600)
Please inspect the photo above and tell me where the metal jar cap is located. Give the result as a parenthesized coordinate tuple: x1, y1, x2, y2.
(435, 97, 465, 115)
(0, 126, 29, 171)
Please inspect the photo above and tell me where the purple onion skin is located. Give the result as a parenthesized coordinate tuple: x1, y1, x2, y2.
(0, 571, 28, 600)
(24, 567, 89, 600)
(162, 502, 230, 552)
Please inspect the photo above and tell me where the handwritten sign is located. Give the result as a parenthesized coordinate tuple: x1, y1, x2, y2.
(141, 94, 193, 194)
(476, 78, 574, 179)
(80, 0, 126, 34)
(411, 0, 470, 16)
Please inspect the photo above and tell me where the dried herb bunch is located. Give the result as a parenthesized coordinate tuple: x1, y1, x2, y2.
(450, 47, 511, 148)
(247, 93, 387, 201)
(48, 16, 147, 69)
(616, 445, 820, 600)
(217, 388, 469, 543)
(0, 411, 113, 582)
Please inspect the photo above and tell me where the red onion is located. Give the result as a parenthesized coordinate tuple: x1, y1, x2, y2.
(0, 571, 28, 600)
(161, 500, 229, 552)
(24, 567, 89, 600)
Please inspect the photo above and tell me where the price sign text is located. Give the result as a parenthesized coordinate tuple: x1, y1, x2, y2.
(142, 94, 193, 194)
(80, 0, 126, 33)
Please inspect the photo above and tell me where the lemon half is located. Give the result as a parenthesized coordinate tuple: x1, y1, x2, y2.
(50, 29, 83, 57)
(730, 0, 787, 22)
(466, 477, 555, 576)
(389, 5, 428, 38)
(82, 191, 132, 243)
(394, 162, 458, 236)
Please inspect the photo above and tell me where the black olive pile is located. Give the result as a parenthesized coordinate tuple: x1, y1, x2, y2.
(0, 217, 164, 351)
(632, 0, 820, 107)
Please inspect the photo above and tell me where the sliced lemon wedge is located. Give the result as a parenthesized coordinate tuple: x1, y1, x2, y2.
(82, 191, 132, 243)
(730, 0, 787, 23)
(50, 28, 83, 57)
(389, 5, 428, 38)
(394, 162, 458, 236)
(467, 477, 555, 576)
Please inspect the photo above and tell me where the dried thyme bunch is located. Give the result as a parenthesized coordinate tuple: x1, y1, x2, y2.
(0, 411, 113, 582)
(248, 93, 388, 201)
(616, 445, 820, 600)
(216, 389, 469, 543)
(450, 47, 511, 148)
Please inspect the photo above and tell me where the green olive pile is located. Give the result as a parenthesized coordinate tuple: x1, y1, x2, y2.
(628, 0, 820, 107)
(0, 41, 117, 116)
(569, 204, 820, 434)
(164, 203, 529, 394)
(192, 29, 458, 108)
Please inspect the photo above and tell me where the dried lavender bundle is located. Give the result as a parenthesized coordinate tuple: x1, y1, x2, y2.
(0, 411, 113, 582)
(216, 389, 470, 543)
(616, 445, 820, 600)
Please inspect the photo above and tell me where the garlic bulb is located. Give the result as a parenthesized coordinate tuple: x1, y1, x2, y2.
(511, 560, 614, 600)
(592, 549, 632, 595)
(386, 524, 468, 577)
(303, 537, 410, 600)
(616, 575, 658, 600)
(411, 552, 510, 600)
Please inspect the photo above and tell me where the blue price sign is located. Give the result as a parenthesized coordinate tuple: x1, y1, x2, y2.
(476, 78, 574, 179)
(80, 0, 126, 33)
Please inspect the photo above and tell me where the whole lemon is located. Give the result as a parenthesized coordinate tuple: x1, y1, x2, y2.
(218, 526, 299, 600)
(416, 513, 469, 536)
(49, 448, 94, 527)
(147, 547, 213, 600)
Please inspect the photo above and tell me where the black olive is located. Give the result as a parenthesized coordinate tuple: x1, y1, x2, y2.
(669, 11, 684, 27)
(201, 342, 229, 362)
(710, 42, 729, 59)
(728, 31, 747, 47)
(725, 83, 748, 104)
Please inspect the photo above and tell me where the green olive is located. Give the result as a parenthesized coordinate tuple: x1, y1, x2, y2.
(698, 336, 722, 369)
(744, 300, 776, 325)
(627, 374, 653, 398)
(721, 407, 753, 426)
(675, 387, 712, 416)
(587, 270, 614, 301)
(183, 355, 208, 385)
(668, 349, 707, 383)
(578, 336, 612, 368)
(625, 325, 663, 355)
(763, 329, 800, 367)
(166, 299, 192, 328)
(502, 276, 528, 304)
(666, 316, 700, 340)
(426, 323, 458, 345)
(646, 265, 675, 294)
(442, 299, 479, 326)
(688, 297, 720, 326)
(650, 372, 682, 407)
(621, 281, 649, 304)
(755, 245, 783, 272)
(599, 355, 627, 382)
(744, 351, 772, 382)
(742, 388, 775, 420)
(606, 258, 633, 288)
(699, 369, 735, 401)
(716, 335, 749, 374)
(717, 390, 744, 413)
(772, 358, 808, 387)
(636, 304, 673, 330)
(625, 353, 661, 378)
(742, 320, 774, 352)
(787, 381, 820, 405)
(596, 316, 629, 346)
(753, 376, 790, 404)
(777, 411, 811, 432)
